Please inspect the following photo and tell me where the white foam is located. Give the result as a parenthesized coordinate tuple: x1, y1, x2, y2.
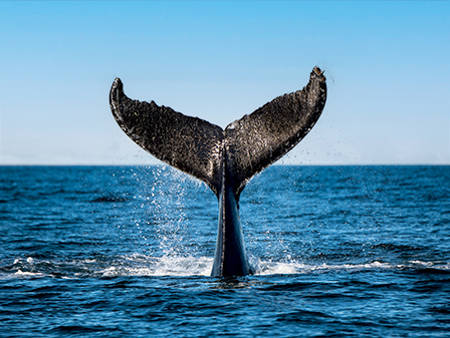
(256, 261, 300, 275)
(14, 270, 45, 277)
(83, 259, 97, 263)
(6, 255, 449, 279)
(254, 259, 450, 275)
(97, 257, 438, 277)
(99, 255, 213, 277)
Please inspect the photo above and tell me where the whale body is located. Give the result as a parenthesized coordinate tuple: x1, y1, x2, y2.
(109, 67, 327, 277)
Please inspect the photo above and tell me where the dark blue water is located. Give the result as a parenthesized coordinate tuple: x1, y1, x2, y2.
(0, 165, 448, 336)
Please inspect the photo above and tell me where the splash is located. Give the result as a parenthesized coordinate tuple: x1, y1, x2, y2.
(147, 165, 192, 257)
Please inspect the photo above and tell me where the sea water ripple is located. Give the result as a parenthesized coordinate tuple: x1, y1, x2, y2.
(0, 165, 448, 336)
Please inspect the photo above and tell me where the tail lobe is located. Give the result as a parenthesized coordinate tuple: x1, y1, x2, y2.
(110, 78, 224, 196)
(224, 67, 327, 196)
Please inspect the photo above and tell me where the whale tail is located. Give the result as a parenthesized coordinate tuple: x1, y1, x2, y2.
(109, 67, 326, 197)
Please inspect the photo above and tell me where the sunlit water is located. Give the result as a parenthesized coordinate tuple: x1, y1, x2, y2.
(0, 165, 448, 336)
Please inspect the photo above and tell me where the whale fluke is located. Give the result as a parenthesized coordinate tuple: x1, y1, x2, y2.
(110, 67, 326, 198)
(110, 67, 326, 276)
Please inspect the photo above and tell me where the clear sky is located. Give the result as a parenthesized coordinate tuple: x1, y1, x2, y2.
(0, 1, 449, 165)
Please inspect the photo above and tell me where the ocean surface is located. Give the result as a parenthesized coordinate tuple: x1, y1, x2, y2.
(0, 165, 448, 337)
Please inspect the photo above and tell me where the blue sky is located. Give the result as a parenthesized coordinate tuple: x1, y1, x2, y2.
(0, 1, 449, 164)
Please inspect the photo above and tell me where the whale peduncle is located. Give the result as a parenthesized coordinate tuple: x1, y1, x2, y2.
(211, 148, 252, 276)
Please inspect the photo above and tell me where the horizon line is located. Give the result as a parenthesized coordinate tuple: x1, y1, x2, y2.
(1, 163, 449, 167)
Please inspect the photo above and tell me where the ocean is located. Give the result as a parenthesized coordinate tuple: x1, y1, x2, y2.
(0, 165, 448, 336)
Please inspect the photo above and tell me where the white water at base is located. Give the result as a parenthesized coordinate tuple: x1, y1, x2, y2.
(5, 255, 449, 279)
